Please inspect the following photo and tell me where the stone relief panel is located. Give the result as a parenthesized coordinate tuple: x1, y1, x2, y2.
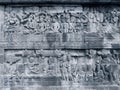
(4, 6, 120, 34)
(3, 49, 120, 87)
(3, 6, 120, 49)
(4, 6, 88, 34)
(1, 5, 120, 90)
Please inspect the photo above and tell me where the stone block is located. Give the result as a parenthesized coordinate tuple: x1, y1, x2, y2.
(0, 0, 120, 4)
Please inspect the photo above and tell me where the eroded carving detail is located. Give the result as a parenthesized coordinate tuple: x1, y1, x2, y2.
(4, 49, 120, 86)
(4, 6, 120, 35)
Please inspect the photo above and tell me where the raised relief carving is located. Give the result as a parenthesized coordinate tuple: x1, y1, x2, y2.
(4, 6, 120, 35)
(3, 6, 94, 34)
(4, 49, 120, 85)
(3, 6, 120, 49)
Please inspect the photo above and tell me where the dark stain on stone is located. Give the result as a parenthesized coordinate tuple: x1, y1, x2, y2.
(46, 33, 58, 48)
(106, 33, 114, 40)
(84, 33, 104, 48)
(62, 33, 67, 42)
(41, 76, 61, 86)
(112, 44, 120, 49)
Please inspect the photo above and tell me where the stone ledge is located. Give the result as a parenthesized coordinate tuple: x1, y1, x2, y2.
(0, 0, 120, 4)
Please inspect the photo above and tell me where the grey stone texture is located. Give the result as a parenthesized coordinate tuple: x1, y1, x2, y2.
(0, 4, 120, 90)
(0, 0, 120, 4)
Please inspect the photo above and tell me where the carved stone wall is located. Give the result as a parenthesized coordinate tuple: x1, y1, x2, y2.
(0, 4, 119, 90)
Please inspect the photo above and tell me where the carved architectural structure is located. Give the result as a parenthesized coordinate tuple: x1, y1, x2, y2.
(0, 1, 119, 90)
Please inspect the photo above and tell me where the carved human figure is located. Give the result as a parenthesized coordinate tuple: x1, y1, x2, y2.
(24, 13, 36, 33)
(51, 15, 60, 32)
(27, 55, 40, 74)
(45, 14, 53, 32)
(5, 11, 19, 28)
(59, 52, 71, 81)
(4, 56, 23, 75)
(93, 60, 104, 82)
(47, 56, 57, 76)
(4, 62, 17, 75)
(88, 11, 98, 32)
(59, 12, 69, 33)
(37, 13, 47, 33)
(68, 15, 76, 33)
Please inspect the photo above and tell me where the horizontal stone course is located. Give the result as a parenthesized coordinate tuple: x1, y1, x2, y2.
(0, 0, 120, 4)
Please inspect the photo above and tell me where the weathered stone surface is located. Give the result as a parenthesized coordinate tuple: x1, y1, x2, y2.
(3, 49, 120, 87)
(1, 0, 120, 4)
(3, 5, 120, 49)
(0, 3, 119, 90)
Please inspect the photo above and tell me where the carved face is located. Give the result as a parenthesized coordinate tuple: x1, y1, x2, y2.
(29, 56, 35, 63)
(46, 15, 52, 22)
(52, 16, 57, 22)
(71, 16, 76, 22)
(29, 14, 34, 20)
(39, 14, 46, 21)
